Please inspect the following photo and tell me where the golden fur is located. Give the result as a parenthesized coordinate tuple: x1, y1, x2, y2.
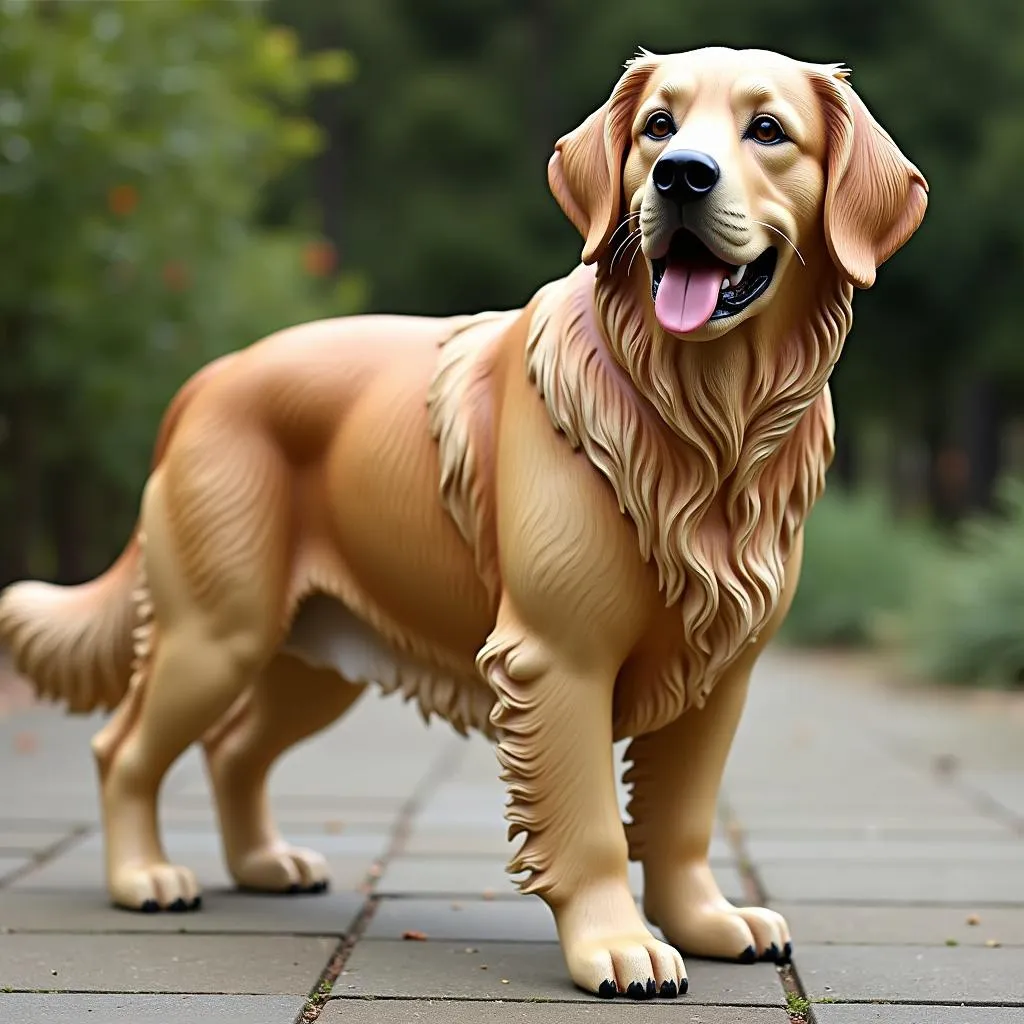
(0, 47, 927, 999)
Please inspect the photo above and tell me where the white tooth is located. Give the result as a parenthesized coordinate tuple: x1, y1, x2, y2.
(730, 264, 747, 287)
(720, 278, 729, 292)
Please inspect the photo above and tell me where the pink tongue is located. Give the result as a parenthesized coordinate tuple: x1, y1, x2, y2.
(655, 263, 726, 334)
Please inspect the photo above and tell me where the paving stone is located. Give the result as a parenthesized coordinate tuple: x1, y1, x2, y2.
(399, 825, 520, 857)
(0, 886, 364, 935)
(338, 940, 785, 1004)
(740, 822, 1016, 839)
(0, 993, 304, 1024)
(797, 944, 1024, 1004)
(963, 770, 1024, 820)
(160, 800, 404, 830)
(378, 857, 747, 903)
(366, 896, 558, 942)
(772, 903, 1024, 947)
(737, 813, 1012, 835)
(0, 823, 79, 855)
(746, 837, 1024, 862)
(321, 1000, 792, 1022)
(814, 1006, 1024, 1024)
(400, 825, 735, 862)
(11, 831, 378, 892)
(0, 855, 30, 883)
(758, 861, 1024, 904)
(0, 932, 336, 993)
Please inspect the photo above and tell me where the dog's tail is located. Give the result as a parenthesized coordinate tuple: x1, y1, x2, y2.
(0, 357, 228, 713)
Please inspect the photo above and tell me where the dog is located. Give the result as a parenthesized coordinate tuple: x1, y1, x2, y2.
(0, 47, 926, 999)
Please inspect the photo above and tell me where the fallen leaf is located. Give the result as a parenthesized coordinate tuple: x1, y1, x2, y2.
(966, 913, 981, 926)
(14, 732, 37, 755)
(985, 939, 1002, 948)
(402, 930, 428, 942)
(501, 979, 510, 985)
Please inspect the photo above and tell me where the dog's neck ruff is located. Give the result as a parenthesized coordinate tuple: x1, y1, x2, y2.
(525, 262, 852, 715)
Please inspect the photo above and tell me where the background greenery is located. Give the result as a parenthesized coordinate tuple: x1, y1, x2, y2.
(2, 0, 1022, 686)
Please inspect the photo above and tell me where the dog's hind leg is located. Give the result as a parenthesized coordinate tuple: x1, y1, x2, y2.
(203, 653, 365, 893)
(97, 433, 291, 912)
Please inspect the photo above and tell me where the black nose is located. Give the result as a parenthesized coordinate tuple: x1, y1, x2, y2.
(651, 150, 720, 203)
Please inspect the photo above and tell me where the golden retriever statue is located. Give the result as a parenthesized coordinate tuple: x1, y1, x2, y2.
(0, 47, 926, 999)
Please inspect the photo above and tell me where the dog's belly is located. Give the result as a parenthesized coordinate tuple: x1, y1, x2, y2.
(282, 593, 497, 736)
(251, 316, 501, 735)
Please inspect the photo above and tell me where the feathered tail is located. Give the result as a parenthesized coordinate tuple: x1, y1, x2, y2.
(0, 355, 230, 713)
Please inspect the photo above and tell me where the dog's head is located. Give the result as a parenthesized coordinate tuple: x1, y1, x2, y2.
(548, 47, 928, 340)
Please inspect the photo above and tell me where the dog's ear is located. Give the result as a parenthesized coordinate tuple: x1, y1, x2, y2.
(813, 66, 928, 289)
(548, 54, 659, 265)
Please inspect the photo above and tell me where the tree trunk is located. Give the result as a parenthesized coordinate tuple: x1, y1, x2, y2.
(830, 424, 858, 490)
(960, 373, 1002, 515)
(3, 391, 40, 585)
(47, 456, 91, 585)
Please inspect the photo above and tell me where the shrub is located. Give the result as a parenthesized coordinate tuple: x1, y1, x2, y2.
(781, 486, 939, 649)
(907, 479, 1024, 688)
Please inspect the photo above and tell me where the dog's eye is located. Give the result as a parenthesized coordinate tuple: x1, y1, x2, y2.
(643, 112, 676, 141)
(747, 115, 788, 146)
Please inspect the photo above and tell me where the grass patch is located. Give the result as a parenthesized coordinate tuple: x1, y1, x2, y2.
(906, 479, 1024, 689)
(786, 991, 811, 1019)
(782, 487, 939, 649)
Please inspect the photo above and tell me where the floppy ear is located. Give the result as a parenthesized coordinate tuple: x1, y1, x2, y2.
(813, 67, 929, 289)
(548, 54, 659, 265)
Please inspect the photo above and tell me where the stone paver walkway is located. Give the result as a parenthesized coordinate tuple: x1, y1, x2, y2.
(0, 650, 1022, 1023)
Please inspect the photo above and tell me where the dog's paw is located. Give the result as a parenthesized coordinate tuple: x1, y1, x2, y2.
(657, 902, 792, 964)
(111, 862, 202, 912)
(230, 843, 331, 894)
(566, 933, 687, 999)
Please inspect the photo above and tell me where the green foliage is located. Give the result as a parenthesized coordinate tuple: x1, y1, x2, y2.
(908, 480, 1024, 688)
(781, 488, 940, 649)
(0, 0, 356, 580)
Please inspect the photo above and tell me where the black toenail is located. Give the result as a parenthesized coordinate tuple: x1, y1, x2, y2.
(190, 895, 202, 911)
(760, 942, 780, 962)
(645, 978, 656, 998)
(659, 980, 678, 998)
(168, 897, 188, 913)
(680, 977, 689, 995)
(625, 981, 649, 1000)
(140, 899, 159, 914)
(288, 883, 301, 894)
(738, 945, 757, 964)
(310, 880, 328, 894)
(598, 979, 617, 998)
(780, 940, 793, 964)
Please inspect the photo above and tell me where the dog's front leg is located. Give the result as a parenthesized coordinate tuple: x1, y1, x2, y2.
(479, 617, 687, 1001)
(625, 532, 804, 964)
(625, 650, 792, 963)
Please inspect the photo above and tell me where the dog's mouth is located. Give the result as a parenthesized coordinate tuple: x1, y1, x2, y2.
(651, 230, 778, 335)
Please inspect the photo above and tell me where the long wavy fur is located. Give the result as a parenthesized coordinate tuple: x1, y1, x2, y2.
(526, 261, 851, 733)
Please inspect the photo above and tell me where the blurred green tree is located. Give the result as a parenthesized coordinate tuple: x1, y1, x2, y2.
(276, 0, 1024, 519)
(0, 0, 357, 584)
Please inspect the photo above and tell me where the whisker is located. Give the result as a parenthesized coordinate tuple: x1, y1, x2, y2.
(753, 220, 806, 266)
(610, 211, 642, 240)
(626, 238, 646, 279)
(610, 227, 642, 271)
